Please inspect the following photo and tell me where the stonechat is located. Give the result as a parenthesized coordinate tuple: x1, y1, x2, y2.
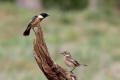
(60, 51, 87, 72)
(23, 13, 49, 36)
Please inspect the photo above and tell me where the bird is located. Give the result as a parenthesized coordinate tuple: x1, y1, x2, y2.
(23, 13, 49, 36)
(60, 51, 87, 72)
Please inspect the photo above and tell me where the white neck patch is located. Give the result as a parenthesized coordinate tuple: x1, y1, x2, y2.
(38, 15, 44, 19)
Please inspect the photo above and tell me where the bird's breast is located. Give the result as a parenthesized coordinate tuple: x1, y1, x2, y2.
(64, 57, 75, 68)
(31, 18, 43, 25)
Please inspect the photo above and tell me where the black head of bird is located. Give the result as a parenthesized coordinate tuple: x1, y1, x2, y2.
(39, 13, 49, 19)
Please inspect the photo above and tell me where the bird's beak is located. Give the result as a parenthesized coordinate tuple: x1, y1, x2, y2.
(57, 52, 64, 55)
(60, 52, 64, 55)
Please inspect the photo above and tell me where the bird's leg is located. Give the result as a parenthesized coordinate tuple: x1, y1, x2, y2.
(32, 27, 36, 35)
(70, 67, 75, 72)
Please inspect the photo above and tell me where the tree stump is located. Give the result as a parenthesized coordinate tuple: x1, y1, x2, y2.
(33, 26, 77, 80)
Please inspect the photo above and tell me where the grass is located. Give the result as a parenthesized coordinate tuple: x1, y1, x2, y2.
(0, 2, 120, 80)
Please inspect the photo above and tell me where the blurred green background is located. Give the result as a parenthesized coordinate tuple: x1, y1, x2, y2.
(0, 0, 120, 80)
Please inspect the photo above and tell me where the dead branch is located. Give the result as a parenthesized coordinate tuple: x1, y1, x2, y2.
(33, 25, 77, 80)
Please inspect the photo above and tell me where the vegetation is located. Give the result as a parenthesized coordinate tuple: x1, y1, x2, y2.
(0, 2, 120, 80)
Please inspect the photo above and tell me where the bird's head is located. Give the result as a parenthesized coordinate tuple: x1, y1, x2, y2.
(38, 13, 49, 19)
(60, 51, 71, 57)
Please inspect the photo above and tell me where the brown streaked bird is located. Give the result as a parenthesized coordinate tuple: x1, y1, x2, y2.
(60, 51, 87, 72)
(23, 13, 49, 36)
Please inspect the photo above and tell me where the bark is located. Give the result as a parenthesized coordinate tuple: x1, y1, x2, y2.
(33, 25, 77, 80)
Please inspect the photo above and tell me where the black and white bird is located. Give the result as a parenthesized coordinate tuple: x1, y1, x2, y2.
(23, 13, 49, 36)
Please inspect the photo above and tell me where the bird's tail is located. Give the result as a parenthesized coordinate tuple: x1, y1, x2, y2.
(23, 26, 31, 36)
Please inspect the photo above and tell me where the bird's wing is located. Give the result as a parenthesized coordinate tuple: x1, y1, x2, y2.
(66, 57, 80, 66)
(27, 15, 38, 27)
(30, 15, 38, 23)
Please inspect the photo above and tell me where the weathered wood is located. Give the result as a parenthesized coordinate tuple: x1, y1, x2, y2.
(33, 25, 77, 80)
